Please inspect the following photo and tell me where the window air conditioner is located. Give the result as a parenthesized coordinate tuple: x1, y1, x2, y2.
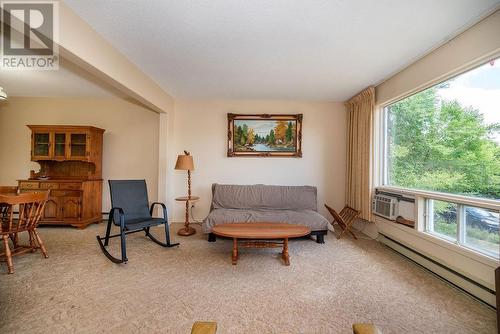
(372, 194, 399, 220)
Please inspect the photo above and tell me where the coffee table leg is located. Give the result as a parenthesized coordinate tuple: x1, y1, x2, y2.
(282, 238, 290, 266)
(232, 238, 238, 265)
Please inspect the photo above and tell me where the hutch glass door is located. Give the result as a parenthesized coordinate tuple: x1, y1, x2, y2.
(69, 133, 87, 159)
(54, 133, 66, 159)
(33, 132, 51, 159)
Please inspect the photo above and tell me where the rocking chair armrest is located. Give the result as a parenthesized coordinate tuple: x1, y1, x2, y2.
(150, 202, 168, 220)
(109, 207, 126, 229)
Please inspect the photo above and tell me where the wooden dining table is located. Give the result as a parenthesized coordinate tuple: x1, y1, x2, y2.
(0, 193, 22, 273)
(0, 189, 18, 226)
(0, 191, 49, 274)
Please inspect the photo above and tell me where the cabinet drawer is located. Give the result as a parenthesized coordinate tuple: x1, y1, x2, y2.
(19, 181, 39, 190)
(40, 182, 59, 190)
(59, 183, 82, 190)
(51, 190, 81, 197)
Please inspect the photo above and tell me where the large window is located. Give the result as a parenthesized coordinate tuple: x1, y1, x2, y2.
(383, 57, 500, 258)
(426, 199, 499, 258)
(384, 57, 500, 200)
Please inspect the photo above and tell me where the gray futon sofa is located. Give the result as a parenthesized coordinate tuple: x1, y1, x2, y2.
(203, 184, 329, 243)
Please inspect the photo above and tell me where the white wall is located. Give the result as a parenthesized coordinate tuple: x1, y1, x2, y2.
(0, 97, 160, 211)
(168, 99, 347, 222)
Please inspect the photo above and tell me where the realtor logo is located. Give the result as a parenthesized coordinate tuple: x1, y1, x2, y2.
(1, 1, 59, 70)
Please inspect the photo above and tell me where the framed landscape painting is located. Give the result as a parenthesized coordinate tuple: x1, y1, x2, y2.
(227, 113, 303, 157)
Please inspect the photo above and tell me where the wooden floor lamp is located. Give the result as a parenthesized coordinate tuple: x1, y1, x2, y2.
(175, 151, 199, 236)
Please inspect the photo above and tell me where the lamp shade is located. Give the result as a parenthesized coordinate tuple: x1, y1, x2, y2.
(175, 154, 194, 171)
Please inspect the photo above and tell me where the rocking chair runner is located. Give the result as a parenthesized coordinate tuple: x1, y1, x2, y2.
(324, 204, 361, 240)
(97, 180, 179, 263)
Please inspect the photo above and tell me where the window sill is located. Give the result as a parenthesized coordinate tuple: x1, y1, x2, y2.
(374, 215, 498, 268)
(422, 230, 499, 261)
(377, 185, 500, 210)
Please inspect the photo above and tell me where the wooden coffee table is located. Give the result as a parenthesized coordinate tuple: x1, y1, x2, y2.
(211, 223, 311, 266)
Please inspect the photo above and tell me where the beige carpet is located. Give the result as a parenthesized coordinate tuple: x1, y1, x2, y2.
(0, 223, 496, 334)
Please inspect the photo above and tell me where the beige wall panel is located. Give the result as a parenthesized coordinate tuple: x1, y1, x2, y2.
(0, 97, 160, 212)
(169, 99, 347, 222)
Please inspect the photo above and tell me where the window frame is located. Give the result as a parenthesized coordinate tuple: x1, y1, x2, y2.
(375, 185, 499, 262)
(424, 198, 499, 258)
(380, 55, 500, 199)
(425, 199, 458, 243)
(382, 109, 390, 186)
(376, 55, 500, 260)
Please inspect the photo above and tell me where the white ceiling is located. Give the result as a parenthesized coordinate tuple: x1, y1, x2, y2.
(6, 0, 500, 101)
(63, 0, 500, 101)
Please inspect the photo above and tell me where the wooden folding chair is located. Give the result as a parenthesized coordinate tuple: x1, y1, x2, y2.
(324, 204, 361, 240)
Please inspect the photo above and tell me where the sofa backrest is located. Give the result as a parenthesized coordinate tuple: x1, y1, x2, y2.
(211, 184, 318, 211)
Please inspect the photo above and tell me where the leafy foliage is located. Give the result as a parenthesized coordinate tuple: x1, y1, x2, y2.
(387, 87, 500, 199)
(274, 121, 288, 143)
(286, 122, 293, 142)
(268, 129, 275, 145)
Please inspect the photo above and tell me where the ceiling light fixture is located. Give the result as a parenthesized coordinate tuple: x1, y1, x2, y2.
(0, 87, 7, 101)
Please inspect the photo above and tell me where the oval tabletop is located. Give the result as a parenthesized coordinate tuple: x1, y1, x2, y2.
(212, 223, 310, 239)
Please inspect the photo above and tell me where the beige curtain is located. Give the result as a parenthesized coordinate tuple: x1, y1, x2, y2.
(345, 86, 375, 221)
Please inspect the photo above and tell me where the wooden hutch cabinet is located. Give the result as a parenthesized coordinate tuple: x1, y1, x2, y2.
(18, 125, 105, 229)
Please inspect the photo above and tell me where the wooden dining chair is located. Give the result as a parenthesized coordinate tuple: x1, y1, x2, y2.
(324, 204, 361, 240)
(0, 186, 18, 221)
(0, 192, 49, 274)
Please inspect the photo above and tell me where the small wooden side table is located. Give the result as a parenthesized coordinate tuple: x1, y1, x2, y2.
(175, 196, 200, 236)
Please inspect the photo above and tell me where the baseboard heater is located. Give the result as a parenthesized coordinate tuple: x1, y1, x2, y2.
(378, 233, 497, 309)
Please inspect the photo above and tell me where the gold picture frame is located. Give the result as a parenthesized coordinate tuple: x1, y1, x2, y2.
(227, 113, 303, 157)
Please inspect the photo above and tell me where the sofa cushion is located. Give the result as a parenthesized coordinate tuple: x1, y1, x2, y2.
(202, 208, 329, 233)
(211, 184, 318, 211)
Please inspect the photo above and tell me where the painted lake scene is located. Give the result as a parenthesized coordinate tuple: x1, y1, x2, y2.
(233, 119, 297, 152)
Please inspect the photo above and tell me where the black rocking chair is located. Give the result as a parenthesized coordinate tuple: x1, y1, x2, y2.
(96, 180, 179, 263)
